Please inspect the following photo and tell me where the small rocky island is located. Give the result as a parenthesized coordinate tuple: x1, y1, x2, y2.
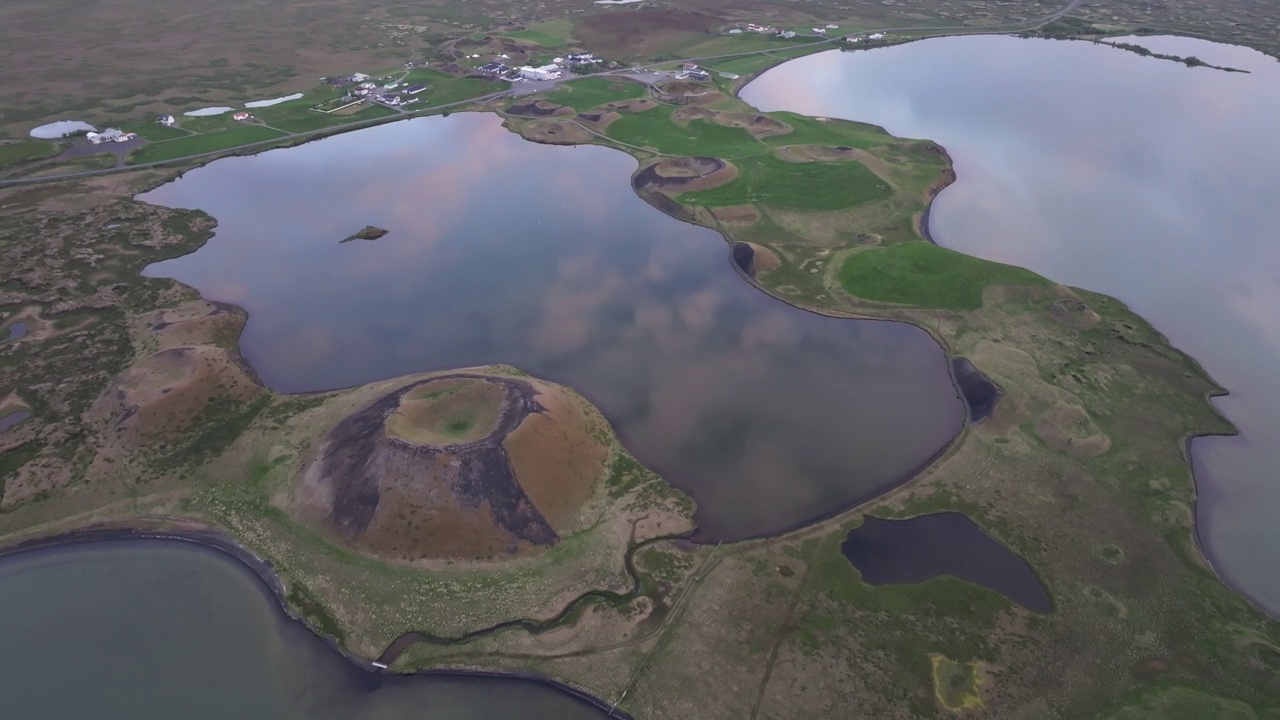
(340, 225, 388, 243)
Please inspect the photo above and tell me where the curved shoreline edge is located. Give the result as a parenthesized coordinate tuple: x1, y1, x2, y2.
(0, 523, 634, 719)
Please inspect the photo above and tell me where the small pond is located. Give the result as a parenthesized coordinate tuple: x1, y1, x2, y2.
(29, 120, 95, 139)
(0, 410, 30, 433)
(841, 513, 1052, 612)
(4, 321, 27, 342)
(0, 540, 612, 720)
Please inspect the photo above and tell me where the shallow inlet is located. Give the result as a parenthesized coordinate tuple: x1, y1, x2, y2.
(0, 540, 610, 719)
(744, 35, 1280, 616)
(141, 112, 964, 542)
(841, 513, 1052, 613)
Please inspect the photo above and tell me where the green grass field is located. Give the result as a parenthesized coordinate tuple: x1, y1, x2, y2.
(837, 242, 1047, 310)
(502, 19, 573, 47)
(762, 112, 883, 149)
(128, 126, 286, 164)
(257, 100, 396, 133)
(546, 78, 645, 112)
(680, 154, 892, 210)
(121, 122, 189, 141)
(605, 109, 759, 156)
(0, 141, 57, 167)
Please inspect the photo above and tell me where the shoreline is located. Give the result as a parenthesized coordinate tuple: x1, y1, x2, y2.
(0, 523, 634, 719)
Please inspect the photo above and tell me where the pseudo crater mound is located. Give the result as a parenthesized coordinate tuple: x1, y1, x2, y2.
(304, 373, 610, 561)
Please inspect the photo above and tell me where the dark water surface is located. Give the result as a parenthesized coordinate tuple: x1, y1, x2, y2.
(141, 113, 962, 541)
(841, 513, 1052, 612)
(0, 541, 609, 719)
(0, 410, 29, 433)
(744, 35, 1280, 615)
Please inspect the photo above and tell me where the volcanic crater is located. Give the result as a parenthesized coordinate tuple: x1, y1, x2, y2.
(308, 372, 609, 561)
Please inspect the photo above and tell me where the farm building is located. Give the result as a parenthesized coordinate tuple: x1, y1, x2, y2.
(519, 65, 560, 81)
(156, 114, 176, 126)
(233, 112, 252, 121)
(86, 129, 134, 144)
(405, 84, 428, 95)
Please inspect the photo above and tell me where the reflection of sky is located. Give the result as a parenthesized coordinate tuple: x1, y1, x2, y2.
(744, 35, 1280, 614)
(141, 113, 963, 541)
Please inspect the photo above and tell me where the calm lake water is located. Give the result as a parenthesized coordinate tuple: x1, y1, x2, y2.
(842, 513, 1052, 612)
(141, 113, 963, 542)
(0, 541, 608, 719)
(744, 35, 1280, 616)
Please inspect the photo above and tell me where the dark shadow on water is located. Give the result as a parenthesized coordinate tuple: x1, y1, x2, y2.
(841, 512, 1052, 612)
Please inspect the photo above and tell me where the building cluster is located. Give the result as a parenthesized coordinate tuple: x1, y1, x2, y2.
(86, 128, 137, 144)
(676, 63, 711, 81)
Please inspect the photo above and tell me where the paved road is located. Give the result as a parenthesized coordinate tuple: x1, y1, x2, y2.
(0, 0, 1082, 189)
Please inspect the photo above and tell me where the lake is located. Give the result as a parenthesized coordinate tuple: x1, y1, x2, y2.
(0, 540, 610, 719)
(141, 112, 963, 542)
(841, 513, 1052, 612)
(743, 34, 1280, 616)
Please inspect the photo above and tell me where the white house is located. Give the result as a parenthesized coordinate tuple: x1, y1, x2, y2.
(157, 114, 176, 126)
(351, 72, 371, 82)
(812, 28, 827, 34)
(233, 111, 252, 121)
(869, 32, 886, 40)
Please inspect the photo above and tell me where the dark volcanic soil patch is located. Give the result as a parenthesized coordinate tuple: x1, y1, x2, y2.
(319, 374, 560, 559)
(506, 100, 571, 118)
(951, 357, 1000, 422)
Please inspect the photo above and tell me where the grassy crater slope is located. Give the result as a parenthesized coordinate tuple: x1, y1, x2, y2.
(0, 63, 1277, 719)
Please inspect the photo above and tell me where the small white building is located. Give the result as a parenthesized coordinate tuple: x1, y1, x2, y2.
(233, 111, 252, 121)
(518, 64, 560, 81)
(869, 32, 886, 40)
(812, 28, 827, 35)
(157, 114, 176, 126)
(351, 72, 371, 82)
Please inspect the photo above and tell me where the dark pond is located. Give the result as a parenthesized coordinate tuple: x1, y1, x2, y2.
(744, 35, 1280, 616)
(841, 513, 1052, 612)
(4, 321, 26, 341)
(0, 540, 611, 720)
(140, 112, 963, 542)
(951, 358, 998, 422)
(0, 410, 30, 433)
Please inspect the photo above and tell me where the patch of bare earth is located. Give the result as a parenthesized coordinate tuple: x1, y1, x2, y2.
(516, 119, 593, 145)
(710, 204, 760, 227)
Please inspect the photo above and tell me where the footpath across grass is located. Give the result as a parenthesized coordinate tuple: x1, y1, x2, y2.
(837, 242, 1047, 310)
(129, 126, 285, 164)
